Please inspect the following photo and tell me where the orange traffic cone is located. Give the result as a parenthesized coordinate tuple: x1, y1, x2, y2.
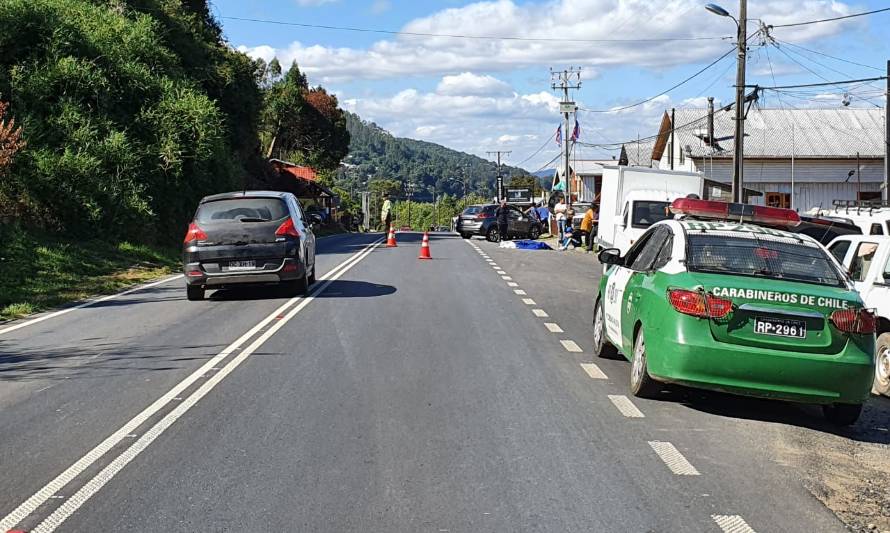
(418, 232, 432, 259)
(386, 226, 397, 247)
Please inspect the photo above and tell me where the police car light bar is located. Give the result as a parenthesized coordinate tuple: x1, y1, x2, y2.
(669, 198, 800, 227)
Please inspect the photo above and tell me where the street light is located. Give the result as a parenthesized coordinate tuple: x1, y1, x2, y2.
(706, 0, 747, 203)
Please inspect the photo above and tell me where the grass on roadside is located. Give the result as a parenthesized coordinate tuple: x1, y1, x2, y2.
(0, 224, 179, 321)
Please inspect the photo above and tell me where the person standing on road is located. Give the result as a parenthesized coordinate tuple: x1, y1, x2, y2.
(579, 205, 596, 253)
(536, 202, 550, 235)
(495, 200, 510, 242)
(380, 193, 393, 234)
(554, 198, 567, 242)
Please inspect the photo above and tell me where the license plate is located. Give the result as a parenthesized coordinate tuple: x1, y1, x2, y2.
(226, 260, 256, 271)
(754, 316, 806, 338)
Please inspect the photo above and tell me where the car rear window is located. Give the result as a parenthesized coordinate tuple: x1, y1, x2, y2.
(631, 201, 671, 229)
(462, 206, 483, 215)
(195, 198, 289, 223)
(686, 233, 846, 287)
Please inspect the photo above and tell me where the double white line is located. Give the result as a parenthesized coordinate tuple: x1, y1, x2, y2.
(1, 238, 383, 533)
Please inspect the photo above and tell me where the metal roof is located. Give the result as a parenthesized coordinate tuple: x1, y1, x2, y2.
(671, 107, 885, 159)
(556, 160, 606, 176)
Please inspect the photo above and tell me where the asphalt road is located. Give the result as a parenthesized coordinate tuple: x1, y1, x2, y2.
(0, 231, 875, 532)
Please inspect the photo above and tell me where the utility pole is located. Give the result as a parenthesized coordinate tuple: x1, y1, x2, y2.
(406, 182, 414, 229)
(551, 67, 581, 206)
(885, 59, 889, 202)
(732, 0, 748, 203)
(487, 151, 511, 202)
(857, 151, 861, 201)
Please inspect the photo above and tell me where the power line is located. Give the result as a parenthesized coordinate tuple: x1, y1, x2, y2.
(751, 75, 888, 90)
(514, 136, 553, 168)
(775, 39, 884, 72)
(578, 45, 738, 114)
(771, 7, 890, 28)
(220, 15, 730, 43)
(770, 42, 884, 106)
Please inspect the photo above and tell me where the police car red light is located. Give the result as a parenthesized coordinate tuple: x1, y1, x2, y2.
(669, 198, 800, 227)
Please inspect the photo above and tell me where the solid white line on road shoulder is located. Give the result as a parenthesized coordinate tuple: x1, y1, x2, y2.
(522, 298, 536, 305)
(544, 323, 563, 333)
(514, 289, 527, 295)
(580, 363, 608, 380)
(607, 395, 645, 418)
(532, 309, 548, 317)
(0, 274, 184, 337)
(2, 239, 383, 533)
(560, 340, 582, 352)
(648, 441, 700, 476)
(712, 515, 756, 533)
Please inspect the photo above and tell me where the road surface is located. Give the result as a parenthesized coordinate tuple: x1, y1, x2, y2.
(1, 232, 885, 532)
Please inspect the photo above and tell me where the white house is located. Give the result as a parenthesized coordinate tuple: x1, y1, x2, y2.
(624, 107, 886, 212)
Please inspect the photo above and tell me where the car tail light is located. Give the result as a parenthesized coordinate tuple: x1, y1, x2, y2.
(275, 217, 301, 238)
(669, 198, 800, 227)
(668, 289, 733, 319)
(476, 212, 493, 220)
(183, 222, 208, 243)
(830, 308, 876, 334)
(187, 270, 203, 277)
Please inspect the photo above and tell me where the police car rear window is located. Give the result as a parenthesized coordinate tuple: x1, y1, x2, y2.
(686, 233, 845, 287)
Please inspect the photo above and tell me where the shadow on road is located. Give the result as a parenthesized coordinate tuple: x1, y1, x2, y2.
(209, 280, 396, 301)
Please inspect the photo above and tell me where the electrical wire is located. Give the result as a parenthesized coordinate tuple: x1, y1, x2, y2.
(219, 15, 730, 43)
(774, 39, 884, 72)
(771, 7, 890, 28)
(752, 75, 888, 90)
(771, 43, 884, 106)
(514, 136, 554, 168)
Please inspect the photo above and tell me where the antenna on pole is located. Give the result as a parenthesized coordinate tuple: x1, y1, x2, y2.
(550, 67, 582, 205)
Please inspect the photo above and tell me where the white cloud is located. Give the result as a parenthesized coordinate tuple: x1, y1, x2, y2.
(436, 72, 513, 96)
(498, 134, 520, 143)
(370, 0, 391, 14)
(236, 0, 861, 82)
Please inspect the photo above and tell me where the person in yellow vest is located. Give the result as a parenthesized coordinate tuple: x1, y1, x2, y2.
(580, 205, 596, 253)
(380, 193, 392, 234)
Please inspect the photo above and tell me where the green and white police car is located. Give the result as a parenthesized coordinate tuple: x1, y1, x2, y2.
(592, 198, 876, 425)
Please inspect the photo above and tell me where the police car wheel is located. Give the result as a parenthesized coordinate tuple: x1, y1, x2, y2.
(874, 333, 890, 397)
(822, 403, 862, 426)
(630, 328, 660, 398)
(593, 299, 618, 359)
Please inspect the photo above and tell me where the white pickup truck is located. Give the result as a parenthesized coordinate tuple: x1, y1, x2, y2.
(826, 235, 890, 397)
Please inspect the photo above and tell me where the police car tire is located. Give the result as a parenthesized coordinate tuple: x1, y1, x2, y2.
(593, 299, 618, 359)
(874, 333, 890, 397)
(822, 403, 862, 426)
(630, 328, 660, 399)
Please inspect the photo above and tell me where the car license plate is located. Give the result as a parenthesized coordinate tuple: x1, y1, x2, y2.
(754, 316, 806, 338)
(226, 260, 256, 271)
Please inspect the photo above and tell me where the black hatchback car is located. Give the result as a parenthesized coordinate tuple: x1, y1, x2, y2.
(456, 203, 543, 242)
(182, 191, 317, 300)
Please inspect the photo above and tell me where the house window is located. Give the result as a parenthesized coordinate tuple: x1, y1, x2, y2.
(765, 192, 790, 208)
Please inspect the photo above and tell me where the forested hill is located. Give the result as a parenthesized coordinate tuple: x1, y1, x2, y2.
(343, 112, 532, 199)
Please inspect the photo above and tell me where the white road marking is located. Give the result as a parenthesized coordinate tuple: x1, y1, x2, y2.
(544, 323, 563, 333)
(522, 298, 536, 305)
(607, 395, 645, 418)
(532, 309, 548, 317)
(496, 270, 506, 275)
(507, 282, 519, 287)
(0, 275, 184, 337)
(501, 276, 512, 280)
(514, 289, 527, 295)
(560, 340, 582, 352)
(712, 515, 757, 533)
(580, 363, 608, 379)
(648, 441, 700, 476)
(1, 239, 383, 533)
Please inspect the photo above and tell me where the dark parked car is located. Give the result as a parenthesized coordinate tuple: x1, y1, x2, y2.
(456, 204, 543, 242)
(790, 215, 862, 245)
(182, 191, 317, 301)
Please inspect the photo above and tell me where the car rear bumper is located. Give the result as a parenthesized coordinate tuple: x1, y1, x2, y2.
(182, 242, 305, 288)
(645, 321, 874, 404)
(456, 220, 486, 235)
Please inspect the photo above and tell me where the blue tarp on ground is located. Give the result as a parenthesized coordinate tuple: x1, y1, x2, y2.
(514, 240, 552, 250)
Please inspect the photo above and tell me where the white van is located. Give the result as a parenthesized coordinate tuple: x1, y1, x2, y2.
(814, 202, 890, 236)
(596, 166, 704, 256)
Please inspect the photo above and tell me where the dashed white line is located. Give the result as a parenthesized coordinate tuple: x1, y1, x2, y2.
(607, 395, 645, 418)
(507, 282, 519, 287)
(522, 298, 536, 305)
(514, 289, 527, 295)
(712, 515, 757, 533)
(648, 441, 700, 476)
(501, 276, 512, 280)
(560, 340, 582, 352)
(580, 363, 608, 379)
(496, 270, 506, 275)
(532, 309, 549, 317)
(544, 322, 563, 333)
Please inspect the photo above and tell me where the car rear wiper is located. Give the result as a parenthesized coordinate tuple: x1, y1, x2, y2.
(237, 217, 268, 222)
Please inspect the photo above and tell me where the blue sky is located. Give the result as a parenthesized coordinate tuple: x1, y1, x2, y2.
(212, 0, 890, 171)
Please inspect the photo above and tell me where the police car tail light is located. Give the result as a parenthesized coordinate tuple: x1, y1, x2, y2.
(668, 289, 732, 319)
(669, 198, 800, 227)
(830, 308, 876, 334)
